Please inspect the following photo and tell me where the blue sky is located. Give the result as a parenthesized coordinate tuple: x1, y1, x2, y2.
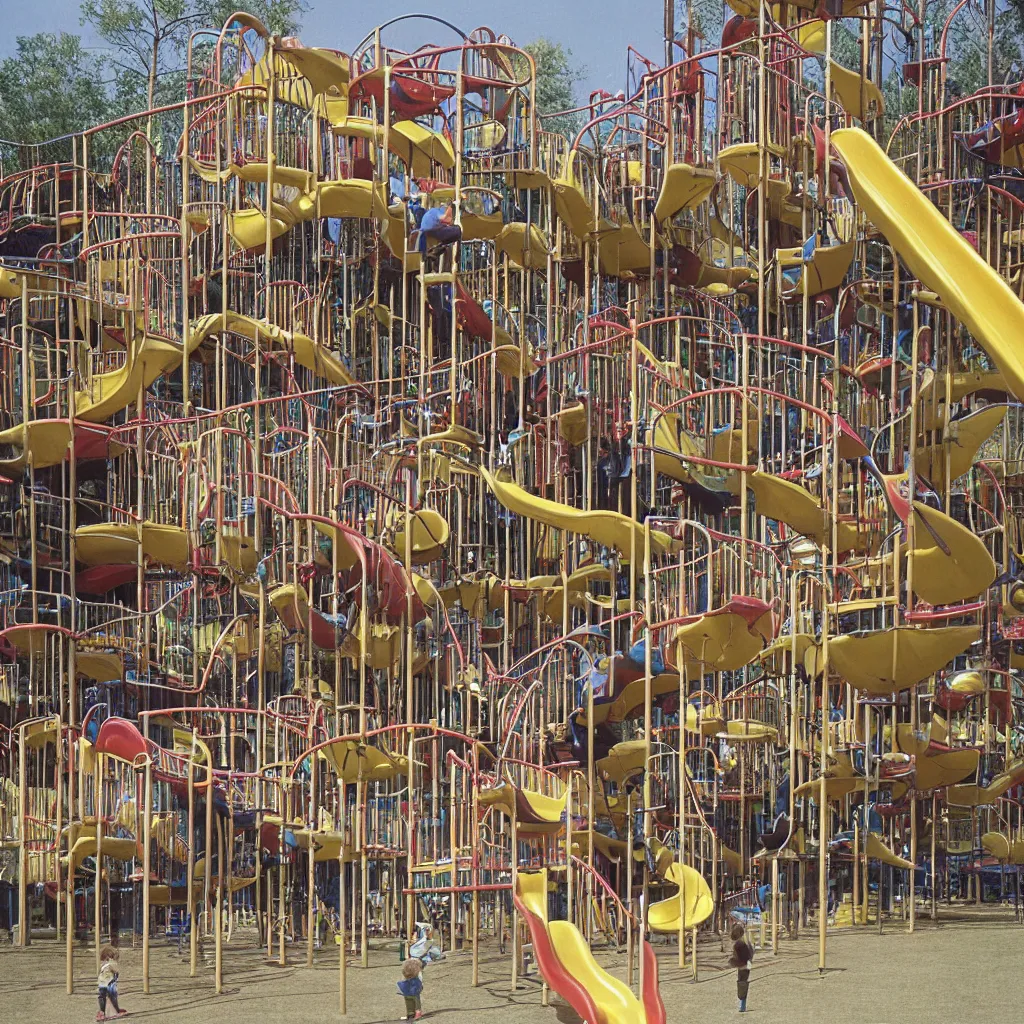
(1, 1, 667, 100)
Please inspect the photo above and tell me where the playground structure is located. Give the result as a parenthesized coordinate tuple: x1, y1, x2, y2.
(3, 3, 1024, 1019)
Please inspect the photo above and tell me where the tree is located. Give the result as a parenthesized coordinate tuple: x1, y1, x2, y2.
(0, 33, 114, 168)
(524, 39, 586, 139)
(677, 0, 724, 51)
(80, 0, 308, 114)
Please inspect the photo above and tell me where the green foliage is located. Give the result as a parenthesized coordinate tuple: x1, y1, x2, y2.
(829, 21, 861, 71)
(0, 33, 114, 168)
(81, 0, 306, 112)
(202, 0, 307, 36)
(81, 0, 183, 110)
(0, 1, 308, 167)
(937, 0, 1024, 92)
(525, 39, 583, 114)
(678, 0, 724, 48)
(524, 38, 586, 139)
(78, 0, 306, 154)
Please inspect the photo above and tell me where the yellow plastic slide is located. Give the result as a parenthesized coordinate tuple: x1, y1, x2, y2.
(547, 920, 645, 1024)
(193, 311, 355, 386)
(481, 467, 675, 556)
(916, 404, 1006, 485)
(865, 831, 914, 871)
(649, 411, 735, 490)
(981, 832, 1024, 865)
(553, 152, 596, 236)
(65, 835, 139, 870)
(646, 838, 715, 934)
(737, 471, 861, 551)
(948, 759, 1024, 807)
(794, 750, 865, 803)
(78, 332, 190, 422)
(193, 857, 256, 891)
(675, 603, 775, 674)
(827, 624, 979, 695)
(833, 127, 1024, 401)
(907, 501, 996, 606)
(286, 827, 355, 862)
(75, 521, 191, 570)
(828, 61, 885, 121)
(0, 421, 124, 474)
(893, 723, 980, 790)
(477, 779, 566, 834)
(514, 563, 610, 623)
(654, 162, 717, 222)
(384, 506, 450, 564)
(581, 670, 680, 728)
(596, 740, 649, 787)
(777, 240, 856, 297)
(918, 368, 1007, 431)
(318, 737, 407, 784)
(516, 869, 663, 1024)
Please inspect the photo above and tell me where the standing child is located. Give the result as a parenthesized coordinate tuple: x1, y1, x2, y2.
(729, 922, 754, 1013)
(397, 957, 424, 1021)
(96, 945, 128, 1019)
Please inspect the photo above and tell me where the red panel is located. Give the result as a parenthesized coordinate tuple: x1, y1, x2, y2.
(455, 281, 493, 340)
(390, 75, 455, 118)
(74, 425, 117, 462)
(261, 821, 280, 855)
(333, 522, 427, 625)
(309, 607, 344, 650)
(722, 16, 756, 48)
(641, 941, 667, 1024)
(718, 595, 771, 629)
(76, 564, 137, 595)
(94, 717, 147, 762)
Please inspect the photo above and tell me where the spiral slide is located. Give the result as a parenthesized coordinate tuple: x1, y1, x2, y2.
(646, 838, 715, 935)
(514, 869, 666, 1024)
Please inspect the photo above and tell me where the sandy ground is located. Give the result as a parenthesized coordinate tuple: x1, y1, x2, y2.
(2, 905, 1021, 1024)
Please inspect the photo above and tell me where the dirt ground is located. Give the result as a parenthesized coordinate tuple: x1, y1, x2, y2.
(2, 904, 1020, 1024)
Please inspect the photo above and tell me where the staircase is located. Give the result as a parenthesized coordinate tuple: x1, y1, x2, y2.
(832, 893, 877, 927)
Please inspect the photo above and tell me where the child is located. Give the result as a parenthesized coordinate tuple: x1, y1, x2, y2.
(97, 945, 128, 1020)
(397, 957, 424, 1021)
(729, 922, 754, 1013)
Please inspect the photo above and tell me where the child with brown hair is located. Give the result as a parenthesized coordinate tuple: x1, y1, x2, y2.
(397, 957, 424, 1020)
(96, 945, 128, 1019)
(729, 922, 754, 1013)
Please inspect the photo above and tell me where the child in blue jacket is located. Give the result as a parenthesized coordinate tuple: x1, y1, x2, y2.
(397, 957, 424, 1020)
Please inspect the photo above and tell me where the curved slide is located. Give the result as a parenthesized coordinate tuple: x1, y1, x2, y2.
(907, 501, 996, 606)
(981, 831, 1024, 865)
(515, 869, 665, 1024)
(481, 467, 675, 557)
(77, 332, 186, 422)
(269, 582, 346, 650)
(649, 868, 714, 933)
(827, 624, 979, 696)
(866, 831, 914, 871)
(737, 471, 861, 552)
(948, 758, 1024, 807)
(832, 127, 1024, 401)
(673, 597, 776, 674)
(193, 311, 355, 387)
(477, 779, 566, 834)
(646, 838, 715, 935)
